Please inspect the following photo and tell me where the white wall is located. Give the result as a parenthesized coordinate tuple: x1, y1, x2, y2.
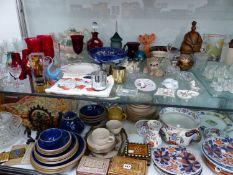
(0, 0, 21, 41)
(21, 0, 233, 48)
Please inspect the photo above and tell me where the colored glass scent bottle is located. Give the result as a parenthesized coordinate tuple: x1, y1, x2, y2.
(87, 22, 103, 51)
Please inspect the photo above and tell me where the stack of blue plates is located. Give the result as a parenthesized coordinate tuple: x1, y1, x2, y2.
(30, 128, 86, 174)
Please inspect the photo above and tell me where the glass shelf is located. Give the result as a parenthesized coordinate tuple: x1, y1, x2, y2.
(1, 57, 233, 111)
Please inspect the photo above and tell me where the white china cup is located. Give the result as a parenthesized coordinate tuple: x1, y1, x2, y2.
(91, 128, 115, 146)
(106, 120, 122, 135)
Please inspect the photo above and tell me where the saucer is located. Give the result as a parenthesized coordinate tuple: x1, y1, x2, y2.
(31, 134, 86, 174)
(135, 120, 149, 136)
(134, 79, 156, 92)
(36, 130, 72, 155)
(34, 132, 78, 163)
(87, 133, 115, 153)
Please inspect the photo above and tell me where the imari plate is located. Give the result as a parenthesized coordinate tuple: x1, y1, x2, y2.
(202, 137, 233, 168)
(152, 146, 202, 175)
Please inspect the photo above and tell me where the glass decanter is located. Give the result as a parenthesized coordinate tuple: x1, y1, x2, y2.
(87, 22, 103, 51)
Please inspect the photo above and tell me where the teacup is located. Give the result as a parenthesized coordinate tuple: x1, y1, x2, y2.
(91, 128, 115, 146)
(106, 120, 122, 135)
(107, 106, 127, 121)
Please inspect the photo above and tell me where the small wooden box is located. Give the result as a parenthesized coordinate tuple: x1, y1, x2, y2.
(108, 156, 147, 175)
(124, 143, 151, 165)
(76, 156, 110, 175)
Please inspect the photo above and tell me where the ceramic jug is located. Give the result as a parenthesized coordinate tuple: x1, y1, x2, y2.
(107, 106, 127, 121)
(58, 111, 84, 134)
(123, 42, 140, 59)
(145, 120, 162, 148)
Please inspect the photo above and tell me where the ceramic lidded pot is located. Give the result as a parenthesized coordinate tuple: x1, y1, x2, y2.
(59, 111, 84, 134)
(159, 107, 201, 146)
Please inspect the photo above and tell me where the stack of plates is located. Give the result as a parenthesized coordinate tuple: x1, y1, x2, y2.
(79, 104, 107, 125)
(125, 104, 157, 122)
(202, 137, 233, 175)
(30, 130, 86, 174)
(152, 146, 202, 175)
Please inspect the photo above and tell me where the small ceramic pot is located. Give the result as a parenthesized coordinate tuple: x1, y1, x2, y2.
(107, 106, 127, 121)
(91, 128, 115, 146)
(106, 120, 122, 135)
(159, 107, 202, 146)
(59, 111, 84, 134)
(39, 128, 63, 149)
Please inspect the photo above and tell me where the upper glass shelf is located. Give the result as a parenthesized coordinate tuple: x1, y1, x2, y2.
(1, 54, 233, 112)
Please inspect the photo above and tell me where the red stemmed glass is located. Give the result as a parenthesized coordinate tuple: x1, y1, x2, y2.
(37, 35, 54, 58)
(71, 35, 84, 58)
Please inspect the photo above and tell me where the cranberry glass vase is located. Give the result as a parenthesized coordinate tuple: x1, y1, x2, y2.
(87, 32, 103, 51)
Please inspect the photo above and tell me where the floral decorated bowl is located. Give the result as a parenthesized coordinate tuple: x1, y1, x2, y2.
(159, 107, 202, 146)
(89, 47, 126, 63)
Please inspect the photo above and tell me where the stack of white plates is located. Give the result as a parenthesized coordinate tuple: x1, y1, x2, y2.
(125, 104, 157, 122)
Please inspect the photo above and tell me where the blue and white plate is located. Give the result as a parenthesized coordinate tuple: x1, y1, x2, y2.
(89, 47, 126, 63)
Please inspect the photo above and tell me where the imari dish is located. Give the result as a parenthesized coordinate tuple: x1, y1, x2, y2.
(89, 47, 126, 63)
(152, 146, 202, 175)
(202, 137, 233, 169)
(196, 111, 233, 132)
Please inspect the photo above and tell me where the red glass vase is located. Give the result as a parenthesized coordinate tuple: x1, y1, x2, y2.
(87, 32, 103, 51)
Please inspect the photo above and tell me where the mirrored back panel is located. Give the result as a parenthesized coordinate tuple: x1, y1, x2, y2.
(22, 0, 233, 47)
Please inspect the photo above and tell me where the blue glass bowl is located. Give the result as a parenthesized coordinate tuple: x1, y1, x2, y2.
(89, 47, 126, 63)
(39, 128, 63, 149)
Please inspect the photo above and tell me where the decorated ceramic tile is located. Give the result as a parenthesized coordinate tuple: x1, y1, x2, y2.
(197, 111, 233, 132)
(202, 137, 233, 168)
(134, 79, 156, 92)
(152, 146, 202, 175)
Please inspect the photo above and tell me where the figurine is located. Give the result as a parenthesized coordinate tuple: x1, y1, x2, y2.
(180, 21, 203, 54)
(138, 33, 156, 58)
(143, 57, 164, 77)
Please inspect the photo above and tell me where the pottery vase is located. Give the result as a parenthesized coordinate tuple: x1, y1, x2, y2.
(145, 120, 162, 148)
(87, 32, 103, 51)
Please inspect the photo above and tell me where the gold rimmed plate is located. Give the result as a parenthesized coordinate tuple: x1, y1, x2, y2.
(36, 130, 72, 155)
(34, 132, 78, 164)
(31, 134, 86, 174)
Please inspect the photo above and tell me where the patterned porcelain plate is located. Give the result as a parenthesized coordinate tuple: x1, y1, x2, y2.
(152, 146, 202, 175)
(197, 111, 233, 132)
(61, 63, 100, 78)
(134, 79, 156, 92)
(202, 137, 233, 168)
(201, 143, 233, 173)
(135, 120, 149, 136)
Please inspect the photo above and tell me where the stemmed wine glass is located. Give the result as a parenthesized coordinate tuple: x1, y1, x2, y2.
(7, 52, 22, 88)
(70, 35, 84, 60)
